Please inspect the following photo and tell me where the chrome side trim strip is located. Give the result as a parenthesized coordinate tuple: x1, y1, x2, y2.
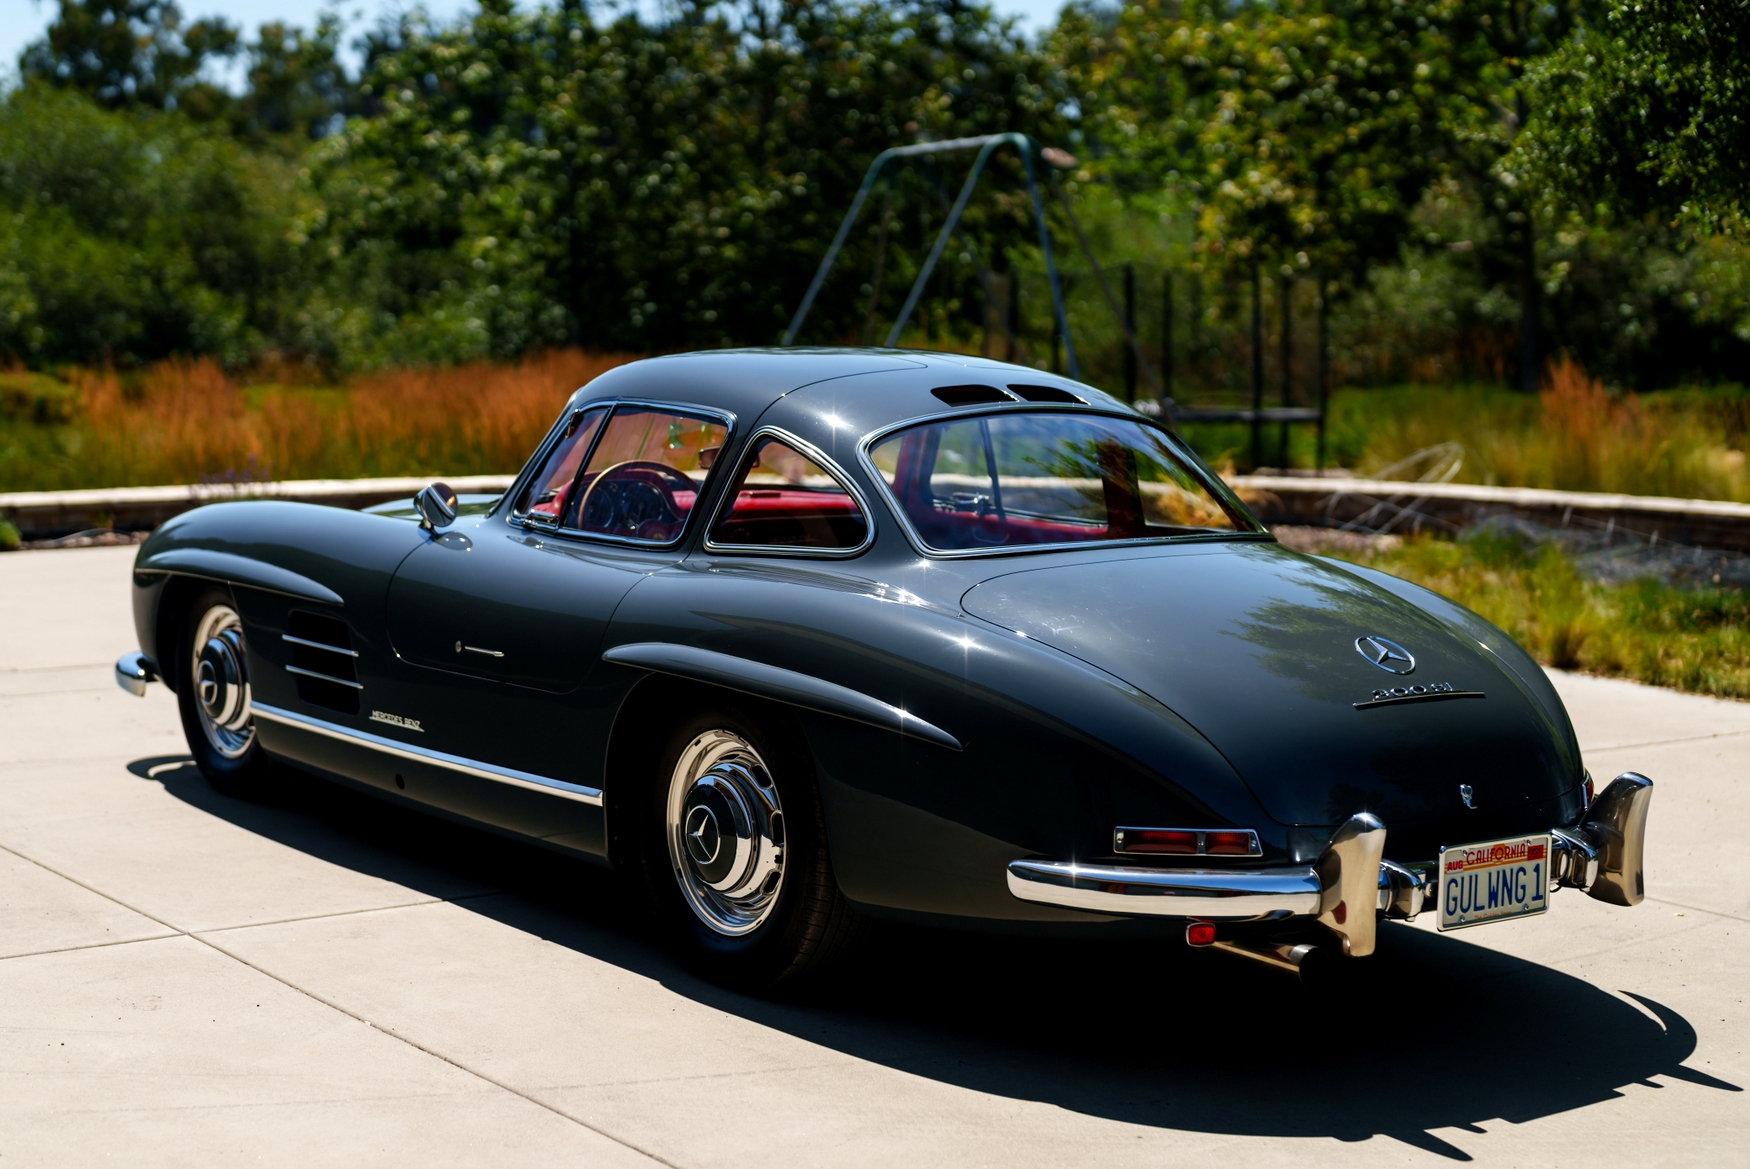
(1006, 859, 1322, 920)
(602, 641, 961, 751)
(284, 665, 364, 689)
(252, 702, 603, 806)
(281, 633, 360, 657)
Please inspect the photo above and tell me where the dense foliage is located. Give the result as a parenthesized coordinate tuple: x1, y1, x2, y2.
(1513, 0, 1749, 235)
(296, 0, 1063, 363)
(0, 0, 1745, 385)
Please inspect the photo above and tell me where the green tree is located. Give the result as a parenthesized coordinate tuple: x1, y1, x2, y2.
(1056, 0, 1581, 388)
(1512, 0, 1750, 235)
(20, 0, 240, 119)
(1055, 0, 1500, 313)
(298, 0, 1062, 362)
(0, 85, 305, 366)
(230, 12, 355, 143)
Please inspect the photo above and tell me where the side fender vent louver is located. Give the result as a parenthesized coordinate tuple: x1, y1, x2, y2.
(284, 610, 361, 715)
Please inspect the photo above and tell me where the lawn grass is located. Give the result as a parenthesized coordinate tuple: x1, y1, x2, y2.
(1328, 532, 1750, 700)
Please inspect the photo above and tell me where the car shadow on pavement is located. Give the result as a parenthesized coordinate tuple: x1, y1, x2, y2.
(136, 754, 1741, 1161)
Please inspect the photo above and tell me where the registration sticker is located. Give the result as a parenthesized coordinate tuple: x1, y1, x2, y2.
(1436, 834, 1552, 931)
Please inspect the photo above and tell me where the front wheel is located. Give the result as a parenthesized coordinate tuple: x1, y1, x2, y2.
(642, 705, 861, 991)
(176, 586, 274, 798)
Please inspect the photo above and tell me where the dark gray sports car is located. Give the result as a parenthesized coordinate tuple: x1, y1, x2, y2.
(116, 350, 1652, 987)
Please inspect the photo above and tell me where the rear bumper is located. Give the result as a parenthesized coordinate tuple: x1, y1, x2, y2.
(1005, 860, 1322, 919)
(1006, 772, 1654, 956)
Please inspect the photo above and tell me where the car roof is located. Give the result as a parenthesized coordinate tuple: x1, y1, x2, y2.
(564, 349, 1131, 432)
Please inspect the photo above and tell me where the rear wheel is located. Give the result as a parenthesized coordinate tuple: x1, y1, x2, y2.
(177, 586, 274, 797)
(642, 704, 861, 991)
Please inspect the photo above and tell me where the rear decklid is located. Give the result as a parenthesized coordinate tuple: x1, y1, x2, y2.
(961, 541, 1578, 827)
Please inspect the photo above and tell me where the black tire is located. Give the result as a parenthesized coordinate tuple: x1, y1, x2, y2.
(176, 585, 275, 798)
(640, 702, 862, 992)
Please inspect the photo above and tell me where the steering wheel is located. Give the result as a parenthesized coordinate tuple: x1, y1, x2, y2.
(575, 460, 698, 538)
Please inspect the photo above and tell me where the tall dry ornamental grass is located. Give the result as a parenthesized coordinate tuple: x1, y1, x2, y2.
(1348, 358, 1750, 501)
(61, 350, 632, 487)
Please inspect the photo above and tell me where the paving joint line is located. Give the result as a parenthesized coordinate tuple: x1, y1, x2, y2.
(0, 839, 683, 1168)
(1583, 728, 1750, 752)
(1643, 895, 1750, 925)
(0, 754, 161, 771)
(0, 931, 183, 964)
(0, 663, 114, 673)
(195, 890, 512, 936)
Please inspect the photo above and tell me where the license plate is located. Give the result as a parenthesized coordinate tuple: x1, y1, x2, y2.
(1436, 833, 1552, 930)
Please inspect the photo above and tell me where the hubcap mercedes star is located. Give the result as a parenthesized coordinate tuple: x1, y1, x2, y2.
(665, 729, 786, 936)
(1355, 635, 1416, 675)
(192, 605, 255, 758)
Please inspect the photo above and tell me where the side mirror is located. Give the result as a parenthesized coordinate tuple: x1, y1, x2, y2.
(414, 481, 459, 532)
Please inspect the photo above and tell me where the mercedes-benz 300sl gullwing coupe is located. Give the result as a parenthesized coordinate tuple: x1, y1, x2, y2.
(116, 350, 1653, 988)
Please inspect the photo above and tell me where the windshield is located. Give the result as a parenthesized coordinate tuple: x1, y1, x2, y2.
(867, 411, 1259, 552)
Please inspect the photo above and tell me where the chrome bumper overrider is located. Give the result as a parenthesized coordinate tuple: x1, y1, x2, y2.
(1006, 772, 1655, 958)
(115, 652, 159, 697)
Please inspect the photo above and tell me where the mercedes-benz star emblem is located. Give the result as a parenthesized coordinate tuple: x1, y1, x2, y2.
(1355, 635, 1416, 675)
(684, 805, 722, 866)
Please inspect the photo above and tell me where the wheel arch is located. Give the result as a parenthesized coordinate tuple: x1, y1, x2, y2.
(150, 573, 227, 696)
(602, 671, 812, 875)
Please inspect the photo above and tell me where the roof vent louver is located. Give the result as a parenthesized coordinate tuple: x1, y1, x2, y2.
(932, 384, 1015, 407)
(1007, 383, 1084, 404)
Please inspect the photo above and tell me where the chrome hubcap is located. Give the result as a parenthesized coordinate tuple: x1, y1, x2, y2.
(665, 729, 785, 936)
(191, 605, 254, 759)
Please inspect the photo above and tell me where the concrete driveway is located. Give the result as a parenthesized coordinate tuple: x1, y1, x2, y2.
(3, 545, 1746, 1166)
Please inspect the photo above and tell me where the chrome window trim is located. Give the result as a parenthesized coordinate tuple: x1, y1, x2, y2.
(497, 402, 610, 523)
(504, 398, 737, 551)
(253, 701, 604, 806)
(853, 403, 1269, 560)
(700, 426, 877, 560)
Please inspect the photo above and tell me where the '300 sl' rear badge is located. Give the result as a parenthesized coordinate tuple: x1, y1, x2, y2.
(370, 710, 423, 733)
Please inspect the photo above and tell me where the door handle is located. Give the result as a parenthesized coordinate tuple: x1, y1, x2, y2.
(455, 642, 505, 658)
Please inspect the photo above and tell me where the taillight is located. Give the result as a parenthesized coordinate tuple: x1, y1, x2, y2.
(1114, 826, 1262, 857)
(1185, 921, 1217, 947)
(1203, 830, 1256, 856)
(1582, 772, 1595, 809)
(1113, 828, 1198, 855)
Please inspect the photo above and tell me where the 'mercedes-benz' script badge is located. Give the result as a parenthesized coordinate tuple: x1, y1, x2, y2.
(370, 710, 423, 733)
(1355, 635, 1416, 675)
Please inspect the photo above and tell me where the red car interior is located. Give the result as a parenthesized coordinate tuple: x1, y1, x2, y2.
(712, 488, 866, 549)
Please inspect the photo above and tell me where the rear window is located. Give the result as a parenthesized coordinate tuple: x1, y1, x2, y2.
(867, 412, 1257, 552)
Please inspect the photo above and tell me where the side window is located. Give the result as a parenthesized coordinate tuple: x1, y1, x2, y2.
(710, 436, 868, 551)
(515, 406, 607, 521)
(571, 408, 728, 542)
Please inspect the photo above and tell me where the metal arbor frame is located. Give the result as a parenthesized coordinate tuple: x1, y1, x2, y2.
(781, 133, 1328, 471)
(779, 133, 1080, 378)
